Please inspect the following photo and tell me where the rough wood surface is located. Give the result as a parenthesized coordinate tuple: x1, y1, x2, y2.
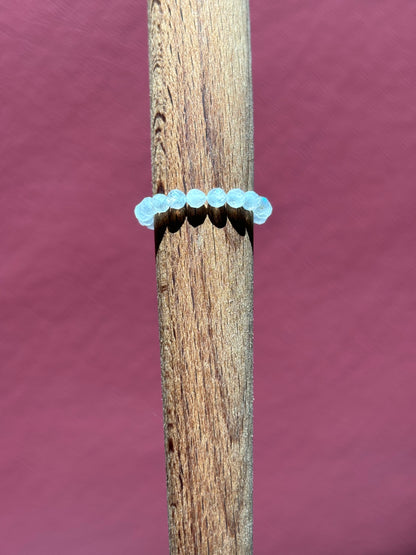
(148, 1, 254, 553)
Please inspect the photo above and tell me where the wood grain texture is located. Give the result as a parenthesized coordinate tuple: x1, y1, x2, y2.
(148, 1, 254, 552)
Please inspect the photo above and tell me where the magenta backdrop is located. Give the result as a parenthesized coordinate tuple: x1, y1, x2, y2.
(1, 1, 416, 554)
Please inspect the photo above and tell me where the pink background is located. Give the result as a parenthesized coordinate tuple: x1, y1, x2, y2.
(1, 1, 416, 553)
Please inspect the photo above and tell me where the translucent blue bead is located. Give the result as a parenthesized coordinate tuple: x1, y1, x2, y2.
(253, 196, 273, 224)
(152, 193, 169, 213)
(226, 188, 245, 208)
(187, 189, 206, 208)
(134, 197, 156, 226)
(243, 191, 261, 211)
(207, 188, 226, 207)
(167, 189, 186, 209)
(137, 212, 154, 227)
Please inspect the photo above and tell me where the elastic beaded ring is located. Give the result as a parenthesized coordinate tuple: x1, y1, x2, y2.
(134, 188, 272, 229)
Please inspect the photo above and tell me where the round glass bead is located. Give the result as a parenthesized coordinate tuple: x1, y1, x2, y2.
(207, 188, 227, 208)
(243, 190, 261, 211)
(226, 188, 245, 208)
(187, 189, 207, 208)
(167, 189, 186, 209)
(253, 196, 273, 224)
(134, 197, 156, 226)
(152, 193, 169, 213)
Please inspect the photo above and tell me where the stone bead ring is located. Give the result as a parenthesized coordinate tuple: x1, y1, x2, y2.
(134, 188, 272, 230)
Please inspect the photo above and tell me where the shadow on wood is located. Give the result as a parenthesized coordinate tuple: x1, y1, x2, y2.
(154, 206, 254, 254)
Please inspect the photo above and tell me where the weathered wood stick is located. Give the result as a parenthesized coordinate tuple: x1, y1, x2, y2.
(148, 1, 254, 552)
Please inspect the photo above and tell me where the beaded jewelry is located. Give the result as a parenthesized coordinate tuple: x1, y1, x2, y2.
(134, 188, 272, 230)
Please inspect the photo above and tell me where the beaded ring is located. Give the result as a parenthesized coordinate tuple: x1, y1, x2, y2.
(134, 188, 272, 230)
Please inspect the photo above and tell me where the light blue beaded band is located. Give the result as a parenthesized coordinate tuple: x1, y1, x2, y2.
(134, 188, 272, 230)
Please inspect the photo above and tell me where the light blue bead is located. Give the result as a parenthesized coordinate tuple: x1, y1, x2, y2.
(226, 188, 245, 208)
(207, 188, 226, 208)
(167, 189, 186, 209)
(253, 196, 273, 224)
(134, 197, 156, 226)
(152, 193, 169, 213)
(243, 191, 261, 211)
(187, 189, 206, 208)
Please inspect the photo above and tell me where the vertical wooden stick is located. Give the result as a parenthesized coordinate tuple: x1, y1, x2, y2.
(148, 1, 254, 552)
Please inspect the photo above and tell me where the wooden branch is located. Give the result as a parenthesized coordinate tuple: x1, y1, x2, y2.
(148, 1, 254, 552)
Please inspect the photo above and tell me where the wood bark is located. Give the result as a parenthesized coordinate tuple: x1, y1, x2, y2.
(148, 1, 254, 552)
